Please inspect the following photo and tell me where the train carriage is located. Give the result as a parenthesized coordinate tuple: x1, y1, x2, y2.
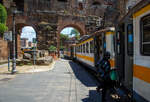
(133, 2, 150, 102)
(76, 37, 95, 70)
(64, 44, 76, 60)
(115, 1, 150, 101)
(64, 47, 71, 58)
(75, 28, 115, 72)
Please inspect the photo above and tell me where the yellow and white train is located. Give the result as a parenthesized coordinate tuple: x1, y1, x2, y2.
(133, 2, 150, 102)
(64, 28, 115, 71)
(64, 1, 150, 102)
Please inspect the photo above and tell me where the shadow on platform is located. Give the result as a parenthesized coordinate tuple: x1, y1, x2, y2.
(82, 90, 101, 102)
(69, 61, 98, 87)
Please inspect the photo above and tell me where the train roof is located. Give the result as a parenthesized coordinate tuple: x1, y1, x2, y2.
(78, 27, 115, 44)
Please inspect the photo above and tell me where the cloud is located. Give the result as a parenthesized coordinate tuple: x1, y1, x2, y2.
(21, 26, 36, 42)
(60, 27, 73, 35)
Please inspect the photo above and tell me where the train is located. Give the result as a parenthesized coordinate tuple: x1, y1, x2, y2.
(64, 1, 150, 102)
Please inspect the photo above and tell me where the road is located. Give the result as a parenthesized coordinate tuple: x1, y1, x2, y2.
(0, 59, 101, 102)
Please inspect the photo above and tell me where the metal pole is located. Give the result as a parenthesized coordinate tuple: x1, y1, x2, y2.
(33, 43, 36, 69)
(8, 56, 10, 71)
(11, 13, 17, 74)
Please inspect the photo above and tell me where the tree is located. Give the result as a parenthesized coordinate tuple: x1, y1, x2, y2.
(0, 23, 8, 33)
(60, 33, 69, 50)
(48, 45, 57, 52)
(0, 4, 8, 35)
(60, 33, 69, 40)
(70, 29, 80, 40)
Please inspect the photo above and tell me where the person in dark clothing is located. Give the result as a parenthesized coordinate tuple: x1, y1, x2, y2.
(96, 52, 112, 102)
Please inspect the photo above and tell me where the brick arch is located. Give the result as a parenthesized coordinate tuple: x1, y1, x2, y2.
(15, 23, 38, 59)
(56, 16, 86, 57)
(57, 22, 86, 36)
(15, 23, 37, 35)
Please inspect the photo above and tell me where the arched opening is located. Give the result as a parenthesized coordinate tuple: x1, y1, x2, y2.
(58, 27, 80, 57)
(57, 19, 85, 57)
(60, 27, 80, 48)
(19, 26, 37, 59)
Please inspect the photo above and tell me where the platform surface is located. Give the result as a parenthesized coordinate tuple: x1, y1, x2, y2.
(0, 59, 101, 102)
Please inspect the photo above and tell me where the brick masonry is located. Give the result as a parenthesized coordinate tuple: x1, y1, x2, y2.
(1, 0, 131, 59)
(0, 38, 8, 61)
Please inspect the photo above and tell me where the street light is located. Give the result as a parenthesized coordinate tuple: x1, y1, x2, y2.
(11, 4, 22, 74)
(11, 7, 17, 74)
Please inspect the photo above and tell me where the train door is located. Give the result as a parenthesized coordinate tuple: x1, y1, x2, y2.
(102, 32, 106, 56)
(94, 33, 103, 67)
(105, 31, 115, 68)
(124, 21, 133, 91)
(116, 20, 133, 91)
(115, 23, 125, 83)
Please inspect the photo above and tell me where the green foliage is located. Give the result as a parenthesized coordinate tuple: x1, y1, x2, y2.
(70, 29, 80, 40)
(60, 33, 69, 40)
(0, 23, 8, 33)
(60, 33, 69, 50)
(0, 4, 7, 24)
(48, 45, 57, 52)
(60, 45, 65, 50)
(0, 4, 8, 34)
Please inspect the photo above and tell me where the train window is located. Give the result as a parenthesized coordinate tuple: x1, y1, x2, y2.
(86, 43, 89, 53)
(83, 44, 85, 53)
(116, 31, 121, 55)
(141, 15, 150, 55)
(81, 45, 83, 53)
(90, 41, 94, 53)
(79, 46, 80, 52)
(127, 24, 133, 56)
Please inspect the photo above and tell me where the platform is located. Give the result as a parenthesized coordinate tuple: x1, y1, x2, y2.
(0, 59, 101, 102)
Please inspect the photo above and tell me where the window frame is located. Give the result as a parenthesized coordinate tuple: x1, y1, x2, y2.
(140, 14, 150, 56)
(86, 42, 89, 53)
(116, 31, 121, 55)
(90, 40, 94, 53)
(83, 44, 85, 53)
(127, 24, 133, 56)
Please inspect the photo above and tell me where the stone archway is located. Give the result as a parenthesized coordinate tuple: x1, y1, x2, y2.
(57, 16, 86, 57)
(14, 23, 38, 59)
(57, 22, 86, 36)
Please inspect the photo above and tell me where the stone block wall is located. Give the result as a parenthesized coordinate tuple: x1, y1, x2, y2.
(0, 38, 8, 62)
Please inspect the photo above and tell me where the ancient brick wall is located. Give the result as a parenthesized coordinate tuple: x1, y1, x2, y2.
(3, 0, 123, 58)
(0, 38, 8, 62)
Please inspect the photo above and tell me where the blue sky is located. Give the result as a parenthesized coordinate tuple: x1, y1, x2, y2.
(61, 27, 80, 37)
(21, 26, 36, 42)
(61, 27, 73, 35)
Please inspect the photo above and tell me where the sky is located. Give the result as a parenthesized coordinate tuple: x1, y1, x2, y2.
(21, 26, 36, 42)
(60, 27, 73, 35)
(61, 27, 80, 37)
